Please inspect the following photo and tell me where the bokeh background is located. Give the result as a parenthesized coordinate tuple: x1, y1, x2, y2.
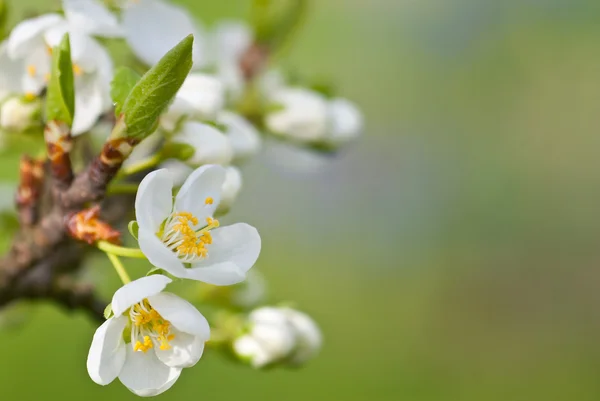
(2, 0, 600, 400)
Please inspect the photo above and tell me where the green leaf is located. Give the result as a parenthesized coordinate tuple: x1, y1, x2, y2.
(103, 303, 113, 320)
(251, 0, 307, 51)
(45, 34, 75, 126)
(127, 220, 139, 240)
(120, 35, 194, 140)
(111, 67, 141, 118)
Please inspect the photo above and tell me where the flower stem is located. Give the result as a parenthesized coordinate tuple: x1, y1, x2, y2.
(107, 182, 139, 195)
(119, 153, 162, 177)
(107, 252, 131, 284)
(97, 241, 146, 259)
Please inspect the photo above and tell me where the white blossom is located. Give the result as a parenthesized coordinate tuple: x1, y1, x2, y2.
(135, 165, 261, 285)
(233, 306, 322, 368)
(0, 0, 119, 135)
(218, 111, 261, 161)
(87, 275, 210, 397)
(265, 87, 363, 145)
(171, 122, 233, 166)
(0, 95, 41, 132)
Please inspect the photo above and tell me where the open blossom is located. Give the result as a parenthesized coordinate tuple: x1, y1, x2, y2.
(233, 306, 322, 368)
(0, 0, 119, 134)
(87, 275, 210, 397)
(265, 87, 363, 145)
(135, 165, 261, 285)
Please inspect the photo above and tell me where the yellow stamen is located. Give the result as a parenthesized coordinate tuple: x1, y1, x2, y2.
(24, 92, 36, 101)
(205, 197, 214, 205)
(130, 300, 175, 352)
(26, 65, 36, 77)
(72, 63, 83, 76)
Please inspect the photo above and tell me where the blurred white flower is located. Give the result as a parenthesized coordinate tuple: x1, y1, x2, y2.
(217, 111, 261, 161)
(265, 87, 363, 146)
(233, 306, 322, 368)
(0, 95, 41, 132)
(217, 165, 243, 214)
(135, 165, 261, 285)
(122, 0, 206, 68)
(0, 0, 119, 135)
(171, 122, 233, 166)
(161, 73, 225, 131)
(230, 269, 267, 309)
(87, 275, 210, 397)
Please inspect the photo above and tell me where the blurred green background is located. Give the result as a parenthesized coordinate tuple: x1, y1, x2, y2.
(2, 0, 600, 400)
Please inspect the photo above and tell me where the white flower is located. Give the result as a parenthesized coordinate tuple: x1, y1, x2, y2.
(0, 0, 118, 135)
(135, 165, 261, 285)
(265, 87, 363, 145)
(0, 95, 41, 132)
(122, 0, 206, 68)
(171, 122, 233, 166)
(161, 73, 225, 131)
(159, 161, 242, 215)
(87, 275, 210, 397)
(217, 111, 261, 161)
(265, 88, 329, 142)
(233, 306, 322, 368)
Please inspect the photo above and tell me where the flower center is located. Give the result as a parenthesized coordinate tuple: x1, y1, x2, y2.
(129, 299, 175, 352)
(161, 202, 220, 263)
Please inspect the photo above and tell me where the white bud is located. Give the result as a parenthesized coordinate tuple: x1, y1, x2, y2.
(218, 111, 261, 161)
(327, 98, 363, 145)
(172, 121, 233, 166)
(0, 96, 42, 132)
(216, 166, 242, 214)
(161, 73, 225, 130)
(233, 306, 322, 368)
(265, 88, 329, 142)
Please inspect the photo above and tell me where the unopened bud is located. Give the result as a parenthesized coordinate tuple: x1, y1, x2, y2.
(66, 205, 121, 245)
(218, 111, 261, 161)
(0, 96, 42, 132)
(171, 122, 233, 166)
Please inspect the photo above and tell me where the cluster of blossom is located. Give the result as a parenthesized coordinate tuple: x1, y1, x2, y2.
(0, 0, 361, 397)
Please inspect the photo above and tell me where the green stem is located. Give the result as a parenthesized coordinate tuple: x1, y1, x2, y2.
(97, 241, 146, 259)
(119, 153, 161, 177)
(107, 182, 139, 195)
(107, 252, 131, 284)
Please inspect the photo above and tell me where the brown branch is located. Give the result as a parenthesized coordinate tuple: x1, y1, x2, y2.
(15, 156, 45, 226)
(44, 120, 73, 191)
(240, 43, 270, 82)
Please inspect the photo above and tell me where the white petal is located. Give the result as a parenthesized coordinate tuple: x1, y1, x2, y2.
(118, 346, 182, 397)
(148, 292, 210, 339)
(218, 111, 261, 161)
(20, 46, 50, 95)
(159, 159, 193, 187)
(174, 164, 226, 220)
(123, 0, 206, 67)
(153, 328, 205, 368)
(209, 20, 252, 65)
(283, 308, 322, 365)
(173, 122, 233, 166)
(188, 223, 261, 285)
(135, 169, 174, 232)
(233, 335, 271, 367)
(72, 77, 104, 135)
(111, 275, 172, 317)
(0, 44, 26, 97)
(137, 230, 189, 279)
(87, 315, 128, 385)
(7, 14, 64, 58)
(327, 98, 363, 144)
(165, 74, 225, 121)
(216, 166, 242, 214)
(63, 0, 124, 37)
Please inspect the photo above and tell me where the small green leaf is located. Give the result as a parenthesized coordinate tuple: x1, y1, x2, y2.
(45, 34, 75, 126)
(127, 220, 139, 240)
(160, 142, 195, 161)
(120, 35, 194, 140)
(103, 303, 113, 320)
(111, 67, 141, 118)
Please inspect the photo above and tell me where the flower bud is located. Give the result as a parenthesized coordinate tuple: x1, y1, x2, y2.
(171, 121, 233, 166)
(326, 98, 363, 146)
(0, 96, 42, 132)
(233, 306, 322, 368)
(161, 73, 225, 131)
(217, 165, 242, 214)
(265, 87, 329, 142)
(218, 111, 261, 161)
